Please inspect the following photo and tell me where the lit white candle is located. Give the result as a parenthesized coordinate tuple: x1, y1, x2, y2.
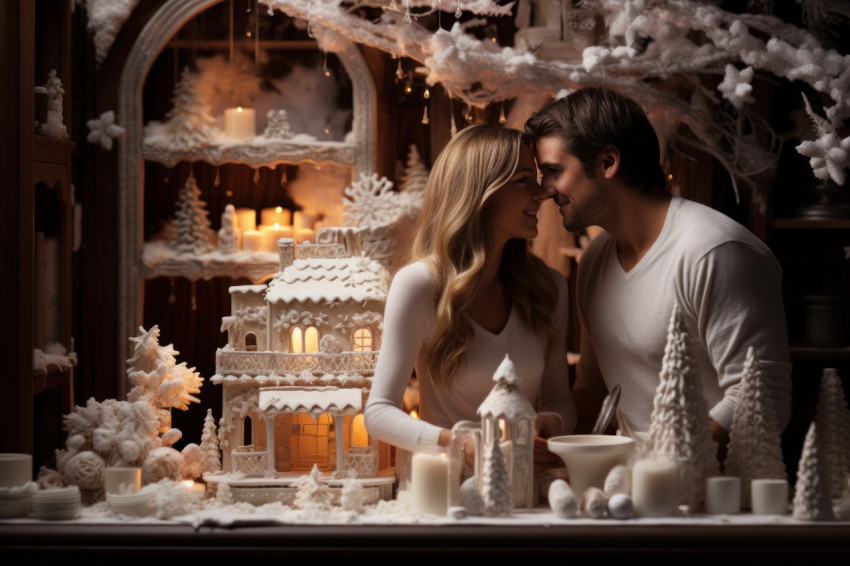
(751, 478, 788, 515)
(411, 448, 449, 516)
(104, 467, 141, 495)
(293, 210, 316, 231)
(235, 208, 257, 233)
(242, 229, 265, 253)
(224, 107, 256, 140)
(261, 223, 293, 253)
(705, 476, 741, 515)
(260, 206, 291, 227)
(0, 454, 31, 488)
(631, 458, 679, 518)
(181, 480, 206, 498)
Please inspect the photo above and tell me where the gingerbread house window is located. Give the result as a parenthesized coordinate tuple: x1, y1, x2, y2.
(352, 327, 373, 352)
(245, 333, 257, 351)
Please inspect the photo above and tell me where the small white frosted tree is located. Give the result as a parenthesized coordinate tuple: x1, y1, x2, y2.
(200, 408, 221, 474)
(648, 302, 718, 511)
(480, 438, 512, 516)
(38, 69, 67, 139)
(163, 67, 218, 148)
(172, 174, 215, 256)
(398, 144, 428, 220)
(815, 368, 850, 499)
(126, 325, 203, 433)
(293, 464, 334, 510)
(263, 109, 293, 139)
(792, 421, 835, 521)
(725, 346, 787, 508)
(218, 204, 238, 255)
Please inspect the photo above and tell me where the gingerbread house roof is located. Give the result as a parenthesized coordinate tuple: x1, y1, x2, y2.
(258, 386, 362, 419)
(478, 355, 536, 421)
(265, 255, 388, 304)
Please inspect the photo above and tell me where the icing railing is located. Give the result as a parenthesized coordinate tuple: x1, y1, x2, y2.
(217, 350, 379, 376)
(294, 243, 347, 259)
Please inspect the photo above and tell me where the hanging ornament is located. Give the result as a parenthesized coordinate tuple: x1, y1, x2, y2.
(168, 277, 176, 305)
(280, 166, 287, 187)
(190, 280, 197, 311)
(404, 81, 413, 94)
(323, 52, 332, 78)
(323, 119, 332, 138)
(499, 103, 507, 124)
(450, 110, 458, 137)
(396, 58, 404, 80)
(422, 106, 430, 125)
(455, 1, 462, 19)
(253, 167, 261, 185)
(214, 165, 221, 187)
(423, 87, 430, 100)
(465, 105, 473, 123)
(404, 0, 412, 24)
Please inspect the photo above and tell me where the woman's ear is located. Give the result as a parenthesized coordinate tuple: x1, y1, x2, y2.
(600, 145, 620, 180)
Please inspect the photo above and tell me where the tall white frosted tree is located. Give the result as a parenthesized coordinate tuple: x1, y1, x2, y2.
(481, 438, 512, 516)
(173, 174, 215, 255)
(126, 325, 203, 432)
(200, 408, 221, 474)
(815, 368, 850, 498)
(400, 144, 428, 194)
(648, 302, 718, 511)
(725, 346, 787, 508)
(263, 109, 293, 139)
(163, 67, 218, 148)
(792, 421, 835, 521)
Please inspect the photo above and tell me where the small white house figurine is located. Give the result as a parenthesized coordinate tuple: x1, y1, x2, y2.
(477, 355, 537, 511)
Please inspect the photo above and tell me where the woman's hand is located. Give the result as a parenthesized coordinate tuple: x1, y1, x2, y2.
(534, 412, 564, 472)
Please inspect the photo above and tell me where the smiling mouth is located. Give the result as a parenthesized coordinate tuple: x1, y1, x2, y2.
(523, 209, 539, 218)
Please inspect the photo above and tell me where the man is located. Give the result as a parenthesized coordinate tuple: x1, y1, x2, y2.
(524, 87, 792, 454)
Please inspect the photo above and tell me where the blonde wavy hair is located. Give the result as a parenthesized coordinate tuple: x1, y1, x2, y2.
(410, 124, 560, 389)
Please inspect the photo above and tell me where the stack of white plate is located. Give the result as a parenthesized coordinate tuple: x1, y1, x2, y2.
(31, 486, 82, 520)
(106, 486, 156, 517)
(0, 483, 36, 518)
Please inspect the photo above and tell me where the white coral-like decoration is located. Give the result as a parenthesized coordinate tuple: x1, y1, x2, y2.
(717, 64, 755, 110)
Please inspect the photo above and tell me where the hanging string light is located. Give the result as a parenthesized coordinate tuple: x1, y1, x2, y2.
(396, 58, 404, 81)
(465, 104, 473, 123)
(499, 102, 507, 124)
(280, 166, 287, 187)
(455, 1, 462, 19)
(214, 165, 221, 187)
(404, 0, 412, 25)
(253, 167, 261, 185)
(404, 80, 413, 94)
(423, 87, 430, 100)
(421, 106, 429, 125)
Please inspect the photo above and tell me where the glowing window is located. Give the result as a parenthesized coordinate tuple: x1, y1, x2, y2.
(290, 327, 303, 353)
(352, 328, 373, 351)
(305, 327, 319, 353)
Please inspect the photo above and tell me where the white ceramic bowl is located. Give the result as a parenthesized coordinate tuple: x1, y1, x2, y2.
(547, 435, 635, 497)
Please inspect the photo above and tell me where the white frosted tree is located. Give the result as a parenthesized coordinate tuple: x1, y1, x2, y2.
(200, 408, 221, 474)
(792, 421, 835, 521)
(398, 144, 428, 220)
(480, 438, 512, 516)
(172, 174, 215, 256)
(38, 69, 67, 139)
(648, 302, 718, 511)
(263, 109, 293, 139)
(126, 325, 203, 433)
(218, 204, 238, 255)
(725, 346, 787, 508)
(815, 368, 850, 499)
(293, 464, 334, 510)
(162, 67, 218, 148)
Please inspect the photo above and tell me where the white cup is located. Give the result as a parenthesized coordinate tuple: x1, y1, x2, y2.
(751, 479, 789, 515)
(0, 454, 32, 488)
(705, 476, 741, 514)
(104, 467, 142, 495)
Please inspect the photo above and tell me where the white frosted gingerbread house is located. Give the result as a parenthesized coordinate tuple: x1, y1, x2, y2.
(210, 228, 394, 503)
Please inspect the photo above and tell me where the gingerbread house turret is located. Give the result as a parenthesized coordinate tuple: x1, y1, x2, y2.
(211, 228, 392, 501)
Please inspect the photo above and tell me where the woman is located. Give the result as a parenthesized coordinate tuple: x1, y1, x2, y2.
(364, 124, 576, 470)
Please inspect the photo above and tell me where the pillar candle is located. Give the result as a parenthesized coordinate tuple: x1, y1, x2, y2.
(261, 224, 293, 253)
(224, 107, 256, 140)
(104, 467, 141, 495)
(705, 476, 741, 515)
(260, 206, 291, 227)
(411, 448, 449, 516)
(631, 458, 679, 518)
(242, 230, 265, 253)
(751, 479, 789, 515)
(0, 454, 32, 487)
(235, 208, 257, 233)
(293, 210, 317, 231)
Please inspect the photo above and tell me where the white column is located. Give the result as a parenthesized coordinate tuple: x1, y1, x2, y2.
(334, 415, 345, 474)
(265, 413, 276, 477)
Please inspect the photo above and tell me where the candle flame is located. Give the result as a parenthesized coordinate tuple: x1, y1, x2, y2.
(237, 106, 243, 112)
(274, 223, 280, 229)
(275, 206, 283, 213)
(182, 480, 195, 488)
(410, 410, 419, 420)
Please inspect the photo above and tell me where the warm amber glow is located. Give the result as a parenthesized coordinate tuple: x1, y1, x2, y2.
(290, 327, 303, 353)
(409, 410, 419, 420)
(667, 174, 673, 181)
(305, 327, 319, 353)
(273, 222, 280, 229)
(237, 106, 244, 113)
(351, 414, 369, 447)
(352, 328, 373, 352)
(182, 480, 194, 488)
(275, 206, 283, 214)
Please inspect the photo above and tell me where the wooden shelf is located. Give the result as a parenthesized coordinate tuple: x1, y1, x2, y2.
(789, 346, 850, 360)
(771, 218, 850, 229)
(141, 246, 279, 283)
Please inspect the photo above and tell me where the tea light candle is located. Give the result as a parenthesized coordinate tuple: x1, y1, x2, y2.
(751, 478, 788, 515)
(224, 107, 256, 140)
(631, 457, 679, 518)
(104, 467, 141, 495)
(260, 206, 291, 227)
(0, 454, 32, 488)
(261, 223, 293, 253)
(182, 480, 206, 497)
(242, 230, 265, 253)
(235, 208, 257, 233)
(411, 447, 449, 516)
(705, 476, 741, 515)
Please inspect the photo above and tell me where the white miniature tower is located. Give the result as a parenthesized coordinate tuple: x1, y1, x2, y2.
(477, 355, 536, 511)
(815, 368, 850, 499)
(219, 204, 239, 255)
(648, 302, 717, 512)
(725, 346, 787, 508)
(792, 420, 835, 521)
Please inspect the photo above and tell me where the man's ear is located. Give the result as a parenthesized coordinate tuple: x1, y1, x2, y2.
(599, 145, 620, 179)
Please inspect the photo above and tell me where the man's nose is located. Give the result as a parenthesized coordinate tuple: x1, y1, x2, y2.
(536, 180, 557, 200)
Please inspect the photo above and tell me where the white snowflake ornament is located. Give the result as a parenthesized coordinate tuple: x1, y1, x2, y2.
(87, 110, 125, 151)
(718, 64, 755, 110)
(797, 131, 850, 186)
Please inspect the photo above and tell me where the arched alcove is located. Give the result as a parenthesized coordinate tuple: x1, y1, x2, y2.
(116, 0, 376, 389)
